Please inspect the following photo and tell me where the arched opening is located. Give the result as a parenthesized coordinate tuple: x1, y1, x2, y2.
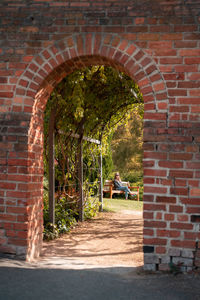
(6, 34, 168, 264)
(41, 64, 144, 268)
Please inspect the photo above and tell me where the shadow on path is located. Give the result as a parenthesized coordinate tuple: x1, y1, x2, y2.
(41, 211, 143, 267)
(0, 263, 200, 300)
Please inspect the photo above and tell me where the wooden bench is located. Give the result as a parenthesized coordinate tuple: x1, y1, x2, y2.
(103, 180, 140, 201)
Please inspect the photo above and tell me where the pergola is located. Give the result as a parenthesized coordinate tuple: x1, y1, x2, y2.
(48, 110, 103, 223)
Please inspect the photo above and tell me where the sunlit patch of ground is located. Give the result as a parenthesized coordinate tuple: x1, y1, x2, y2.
(40, 209, 143, 270)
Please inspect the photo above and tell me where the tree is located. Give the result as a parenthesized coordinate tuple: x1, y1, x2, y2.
(111, 104, 143, 182)
(44, 66, 142, 137)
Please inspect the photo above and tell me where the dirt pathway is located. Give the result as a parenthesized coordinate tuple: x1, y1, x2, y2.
(40, 210, 143, 268)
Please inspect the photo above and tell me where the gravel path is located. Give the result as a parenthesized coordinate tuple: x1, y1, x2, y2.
(40, 211, 143, 269)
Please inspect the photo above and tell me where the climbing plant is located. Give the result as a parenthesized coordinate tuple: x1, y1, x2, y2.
(43, 65, 143, 238)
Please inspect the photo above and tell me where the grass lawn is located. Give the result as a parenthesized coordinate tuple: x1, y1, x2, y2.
(103, 197, 143, 213)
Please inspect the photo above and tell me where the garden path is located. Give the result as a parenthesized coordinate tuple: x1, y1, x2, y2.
(40, 210, 143, 269)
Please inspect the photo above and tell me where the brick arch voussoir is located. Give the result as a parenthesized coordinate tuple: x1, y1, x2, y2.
(15, 33, 168, 115)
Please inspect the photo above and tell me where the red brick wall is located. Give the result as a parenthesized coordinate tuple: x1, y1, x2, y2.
(0, 0, 199, 270)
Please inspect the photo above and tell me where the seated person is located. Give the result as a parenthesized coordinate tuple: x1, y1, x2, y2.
(113, 172, 134, 200)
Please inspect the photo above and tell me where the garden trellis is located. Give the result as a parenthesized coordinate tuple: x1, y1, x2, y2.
(48, 113, 103, 224)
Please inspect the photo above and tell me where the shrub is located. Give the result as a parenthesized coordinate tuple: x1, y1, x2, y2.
(43, 193, 77, 240)
(43, 190, 100, 240)
(123, 170, 143, 186)
(84, 196, 100, 219)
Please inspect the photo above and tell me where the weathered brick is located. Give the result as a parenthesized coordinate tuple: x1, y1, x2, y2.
(164, 213, 175, 221)
(8, 238, 28, 247)
(0, 245, 16, 254)
(161, 33, 182, 40)
(144, 228, 154, 235)
(169, 170, 194, 179)
(158, 161, 183, 168)
(144, 237, 167, 246)
(170, 222, 193, 230)
(177, 215, 189, 222)
(144, 204, 166, 211)
(144, 254, 159, 264)
(171, 240, 196, 249)
(170, 187, 188, 196)
(138, 33, 160, 41)
(172, 257, 193, 267)
(168, 248, 181, 257)
(0, 0, 199, 269)
(182, 249, 194, 258)
(169, 205, 183, 213)
(157, 229, 180, 238)
(144, 186, 167, 194)
(190, 188, 200, 197)
(156, 196, 176, 204)
(144, 221, 166, 229)
(143, 263, 156, 271)
(169, 153, 193, 161)
(156, 247, 166, 254)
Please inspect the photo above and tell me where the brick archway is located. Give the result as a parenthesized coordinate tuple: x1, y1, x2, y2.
(1, 32, 169, 265)
(7, 33, 168, 262)
(0, 0, 199, 273)
(15, 33, 167, 112)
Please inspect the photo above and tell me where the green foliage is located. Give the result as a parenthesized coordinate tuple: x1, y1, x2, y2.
(102, 134, 113, 183)
(169, 262, 183, 275)
(43, 65, 143, 236)
(111, 106, 143, 179)
(44, 65, 143, 158)
(43, 189, 100, 240)
(84, 197, 100, 220)
(43, 223, 59, 241)
(43, 190, 77, 240)
(83, 179, 100, 219)
(123, 170, 143, 186)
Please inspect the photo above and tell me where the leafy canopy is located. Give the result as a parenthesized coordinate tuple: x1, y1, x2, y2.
(43, 65, 143, 236)
(44, 65, 143, 141)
